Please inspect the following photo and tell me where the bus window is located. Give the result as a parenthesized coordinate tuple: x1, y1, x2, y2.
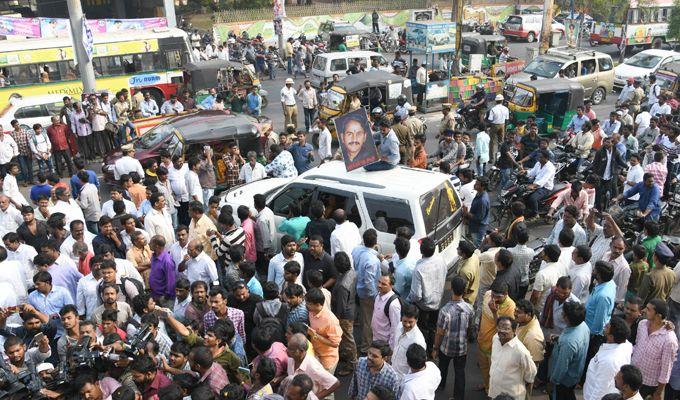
(165, 50, 182, 70)
(94, 56, 124, 76)
(139, 52, 163, 72)
(121, 55, 139, 74)
(8, 65, 39, 85)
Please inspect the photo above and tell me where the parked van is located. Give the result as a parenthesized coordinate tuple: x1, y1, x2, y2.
(506, 47, 614, 104)
(310, 51, 392, 88)
(220, 161, 464, 269)
(502, 14, 566, 43)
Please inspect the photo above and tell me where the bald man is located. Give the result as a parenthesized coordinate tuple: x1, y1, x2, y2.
(285, 333, 340, 398)
(329, 209, 362, 261)
(0, 194, 23, 239)
(184, 239, 218, 285)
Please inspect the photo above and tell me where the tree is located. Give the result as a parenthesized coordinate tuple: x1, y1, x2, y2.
(668, 0, 680, 40)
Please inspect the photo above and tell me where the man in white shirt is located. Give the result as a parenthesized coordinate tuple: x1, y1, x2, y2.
(0, 246, 29, 302)
(329, 209, 362, 261)
(314, 119, 333, 162)
(415, 62, 428, 105)
(144, 192, 175, 245)
(647, 75, 661, 107)
(0, 127, 18, 176)
(60, 220, 95, 263)
(101, 186, 137, 218)
(650, 94, 672, 117)
(400, 343, 441, 400)
(185, 240, 218, 285)
(50, 187, 86, 228)
(635, 109, 652, 136)
(618, 78, 635, 105)
(2, 164, 28, 207)
(185, 158, 203, 204)
(140, 92, 159, 117)
(615, 365, 645, 400)
(0, 195, 23, 239)
(76, 255, 102, 319)
(624, 154, 644, 201)
(371, 275, 401, 348)
(169, 156, 190, 225)
(75, 171, 102, 233)
(487, 94, 509, 163)
(583, 316, 633, 400)
(391, 304, 426, 375)
(488, 317, 537, 400)
(113, 144, 144, 180)
(160, 94, 185, 116)
(530, 245, 563, 311)
(569, 245, 593, 303)
(169, 226, 189, 274)
(524, 149, 556, 219)
(3, 233, 36, 288)
(604, 237, 631, 306)
(281, 78, 298, 129)
(238, 151, 267, 184)
(29, 125, 52, 174)
(457, 169, 477, 209)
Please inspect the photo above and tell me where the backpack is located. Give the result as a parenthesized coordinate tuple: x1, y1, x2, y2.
(118, 277, 145, 301)
(255, 302, 288, 343)
(384, 293, 402, 318)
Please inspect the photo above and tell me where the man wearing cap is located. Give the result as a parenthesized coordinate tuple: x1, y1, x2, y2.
(281, 78, 298, 129)
(487, 94, 509, 164)
(404, 106, 424, 136)
(365, 120, 400, 171)
(113, 144, 144, 181)
(618, 78, 636, 106)
(638, 242, 675, 305)
(439, 104, 456, 137)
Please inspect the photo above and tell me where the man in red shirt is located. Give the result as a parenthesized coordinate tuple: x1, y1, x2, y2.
(46, 115, 75, 177)
(130, 355, 173, 399)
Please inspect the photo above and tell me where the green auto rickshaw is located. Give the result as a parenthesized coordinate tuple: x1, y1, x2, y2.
(461, 34, 507, 70)
(507, 78, 584, 136)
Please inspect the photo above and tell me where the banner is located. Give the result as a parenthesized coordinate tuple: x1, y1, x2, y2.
(0, 17, 167, 38)
(333, 108, 379, 171)
(82, 18, 94, 61)
(273, 0, 286, 19)
(406, 21, 456, 54)
(0, 16, 41, 37)
(565, 19, 581, 47)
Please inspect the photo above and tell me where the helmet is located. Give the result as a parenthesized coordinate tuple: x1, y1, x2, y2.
(371, 107, 384, 118)
(397, 94, 407, 105)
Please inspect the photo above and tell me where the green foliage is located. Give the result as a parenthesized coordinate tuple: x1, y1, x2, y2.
(668, 0, 680, 40)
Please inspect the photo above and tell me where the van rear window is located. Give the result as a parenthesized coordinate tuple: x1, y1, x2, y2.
(506, 16, 522, 25)
(420, 180, 461, 243)
(312, 56, 327, 71)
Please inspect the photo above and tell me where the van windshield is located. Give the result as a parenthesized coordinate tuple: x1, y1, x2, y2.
(323, 89, 345, 111)
(420, 180, 462, 244)
(523, 58, 562, 78)
(312, 56, 327, 71)
(135, 122, 177, 150)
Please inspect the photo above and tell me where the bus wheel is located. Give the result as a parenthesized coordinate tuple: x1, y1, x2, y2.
(652, 37, 664, 49)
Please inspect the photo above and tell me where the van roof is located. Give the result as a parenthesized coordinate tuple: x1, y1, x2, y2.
(317, 50, 384, 59)
(545, 47, 611, 61)
(298, 160, 449, 197)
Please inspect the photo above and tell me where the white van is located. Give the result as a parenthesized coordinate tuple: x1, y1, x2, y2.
(502, 14, 566, 43)
(310, 51, 393, 88)
(220, 161, 464, 269)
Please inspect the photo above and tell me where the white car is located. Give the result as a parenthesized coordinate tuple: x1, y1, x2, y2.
(0, 94, 67, 131)
(614, 49, 680, 89)
(220, 161, 464, 268)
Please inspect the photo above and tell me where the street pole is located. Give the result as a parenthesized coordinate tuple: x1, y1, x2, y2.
(452, 0, 463, 75)
(163, 0, 177, 28)
(67, 0, 96, 94)
(538, 0, 554, 54)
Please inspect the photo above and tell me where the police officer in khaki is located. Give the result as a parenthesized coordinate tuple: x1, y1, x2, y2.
(404, 106, 424, 136)
(439, 103, 456, 137)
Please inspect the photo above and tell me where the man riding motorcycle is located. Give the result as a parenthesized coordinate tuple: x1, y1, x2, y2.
(520, 149, 557, 221)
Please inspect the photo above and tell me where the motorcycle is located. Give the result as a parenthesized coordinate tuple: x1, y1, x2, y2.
(478, 21, 495, 35)
(379, 31, 398, 52)
(492, 173, 570, 227)
(455, 102, 483, 131)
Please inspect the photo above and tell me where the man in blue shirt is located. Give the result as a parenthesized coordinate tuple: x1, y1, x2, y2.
(549, 301, 591, 399)
(464, 177, 490, 247)
(567, 106, 590, 133)
(585, 261, 616, 337)
(70, 158, 99, 199)
(30, 172, 52, 203)
(615, 173, 661, 221)
(365, 120, 400, 171)
(199, 88, 217, 110)
(351, 229, 381, 354)
(288, 131, 314, 174)
(246, 87, 262, 116)
(28, 270, 73, 337)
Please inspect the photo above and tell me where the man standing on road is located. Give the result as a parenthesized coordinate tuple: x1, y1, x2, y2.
(299, 80, 317, 132)
(281, 78, 298, 129)
(487, 94, 509, 163)
(46, 116, 74, 178)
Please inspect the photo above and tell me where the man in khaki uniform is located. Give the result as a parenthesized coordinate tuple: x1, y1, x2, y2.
(391, 115, 413, 165)
(404, 106, 424, 136)
(439, 103, 456, 137)
(628, 79, 645, 114)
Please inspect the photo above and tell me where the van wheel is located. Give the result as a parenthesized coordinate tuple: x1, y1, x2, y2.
(652, 37, 664, 49)
(261, 95, 268, 109)
(527, 32, 535, 43)
(591, 87, 606, 105)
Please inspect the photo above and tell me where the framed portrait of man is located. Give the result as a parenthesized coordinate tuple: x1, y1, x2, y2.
(333, 108, 379, 171)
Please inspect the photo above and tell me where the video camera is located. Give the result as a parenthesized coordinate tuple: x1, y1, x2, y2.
(67, 324, 153, 371)
(0, 358, 43, 399)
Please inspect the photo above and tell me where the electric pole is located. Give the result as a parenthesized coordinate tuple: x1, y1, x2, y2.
(163, 0, 177, 28)
(538, 0, 554, 54)
(452, 0, 463, 74)
(67, 0, 96, 94)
